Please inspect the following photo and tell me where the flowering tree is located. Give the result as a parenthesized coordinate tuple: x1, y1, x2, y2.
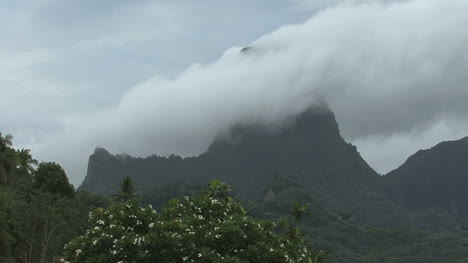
(63, 180, 318, 263)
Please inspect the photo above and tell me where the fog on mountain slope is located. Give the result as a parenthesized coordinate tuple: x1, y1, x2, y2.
(32, 0, 468, 185)
(81, 109, 466, 232)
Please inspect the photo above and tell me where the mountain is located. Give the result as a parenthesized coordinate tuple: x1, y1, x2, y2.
(80, 108, 378, 196)
(382, 137, 468, 221)
(80, 110, 379, 212)
(78, 108, 462, 231)
(251, 174, 468, 263)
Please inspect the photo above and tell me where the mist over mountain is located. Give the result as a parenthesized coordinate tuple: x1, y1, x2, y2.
(4, 1, 468, 262)
(80, 108, 466, 231)
(80, 108, 375, 198)
(25, 0, 468, 186)
(3, 106, 468, 262)
(80, 109, 378, 218)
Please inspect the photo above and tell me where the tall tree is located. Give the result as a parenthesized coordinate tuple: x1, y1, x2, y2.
(33, 162, 75, 197)
(113, 176, 138, 202)
(0, 133, 13, 150)
(0, 133, 18, 184)
(16, 149, 38, 177)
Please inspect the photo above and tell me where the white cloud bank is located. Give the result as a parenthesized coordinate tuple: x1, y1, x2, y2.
(30, 0, 468, 185)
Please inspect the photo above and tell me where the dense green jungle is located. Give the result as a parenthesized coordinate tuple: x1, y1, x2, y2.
(2, 110, 468, 262)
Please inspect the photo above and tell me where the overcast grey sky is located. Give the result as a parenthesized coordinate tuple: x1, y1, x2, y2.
(1, 0, 468, 185)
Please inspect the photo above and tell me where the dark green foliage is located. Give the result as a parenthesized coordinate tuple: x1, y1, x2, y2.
(6, 105, 468, 263)
(16, 149, 38, 177)
(0, 135, 110, 262)
(141, 181, 203, 210)
(383, 137, 468, 220)
(0, 134, 38, 187)
(0, 185, 109, 263)
(34, 162, 75, 197)
(0, 133, 13, 149)
(0, 133, 18, 185)
(254, 174, 468, 263)
(112, 176, 138, 202)
(64, 180, 319, 263)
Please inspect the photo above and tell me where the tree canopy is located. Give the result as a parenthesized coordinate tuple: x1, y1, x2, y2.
(0, 133, 18, 184)
(34, 162, 75, 197)
(63, 179, 317, 263)
(112, 176, 138, 202)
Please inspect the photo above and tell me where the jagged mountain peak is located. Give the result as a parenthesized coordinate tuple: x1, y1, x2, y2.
(79, 108, 376, 200)
(93, 147, 110, 155)
(78, 108, 466, 229)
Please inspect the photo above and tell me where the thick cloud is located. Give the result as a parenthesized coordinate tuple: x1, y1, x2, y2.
(354, 119, 468, 174)
(0, 0, 312, 135)
(3, 0, 468, 185)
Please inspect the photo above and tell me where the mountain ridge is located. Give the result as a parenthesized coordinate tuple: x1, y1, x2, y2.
(382, 136, 468, 221)
(79, 108, 466, 230)
(79, 109, 381, 216)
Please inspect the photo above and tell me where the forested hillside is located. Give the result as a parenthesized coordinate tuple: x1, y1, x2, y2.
(382, 137, 468, 221)
(2, 128, 468, 262)
(138, 174, 468, 263)
(0, 133, 109, 262)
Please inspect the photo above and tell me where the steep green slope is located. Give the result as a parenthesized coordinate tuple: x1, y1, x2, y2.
(383, 137, 468, 221)
(256, 175, 468, 263)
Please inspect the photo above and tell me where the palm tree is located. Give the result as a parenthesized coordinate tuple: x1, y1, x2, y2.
(113, 176, 138, 202)
(0, 133, 13, 151)
(16, 149, 38, 177)
(0, 133, 18, 184)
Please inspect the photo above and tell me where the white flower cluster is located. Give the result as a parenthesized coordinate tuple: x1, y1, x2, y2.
(63, 182, 312, 263)
(133, 236, 145, 245)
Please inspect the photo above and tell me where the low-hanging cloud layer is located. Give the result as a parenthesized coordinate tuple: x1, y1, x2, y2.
(3, 0, 468, 185)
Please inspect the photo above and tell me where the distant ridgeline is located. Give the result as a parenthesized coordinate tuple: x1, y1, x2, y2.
(382, 137, 468, 220)
(79, 109, 468, 230)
